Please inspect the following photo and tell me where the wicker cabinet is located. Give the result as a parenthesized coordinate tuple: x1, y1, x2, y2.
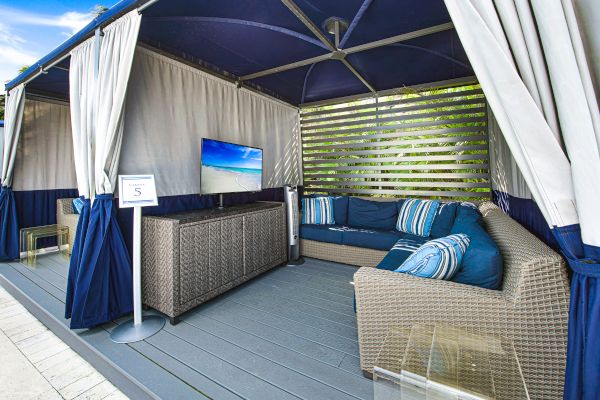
(141, 202, 287, 323)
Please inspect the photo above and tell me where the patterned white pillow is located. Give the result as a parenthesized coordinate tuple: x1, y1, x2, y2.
(394, 234, 471, 280)
(396, 199, 440, 237)
(301, 197, 335, 225)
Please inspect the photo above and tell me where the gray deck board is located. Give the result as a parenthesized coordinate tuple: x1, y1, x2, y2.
(0, 254, 373, 400)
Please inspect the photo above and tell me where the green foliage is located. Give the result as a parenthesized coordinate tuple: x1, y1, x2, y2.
(300, 84, 491, 201)
(0, 94, 4, 121)
(92, 5, 109, 17)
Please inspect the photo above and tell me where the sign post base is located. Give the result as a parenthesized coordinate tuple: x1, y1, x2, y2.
(110, 315, 165, 343)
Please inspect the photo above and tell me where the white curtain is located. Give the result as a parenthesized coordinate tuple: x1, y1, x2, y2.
(487, 108, 530, 200)
(13, 99, 76, 191)
(94, 10, 142, 196)
(120, 47, 301, 197)
(574, 0, 600, 99)
(445, 0, 600, 250)
(69, 38, 97, 199)
(2, 84, 26, 187)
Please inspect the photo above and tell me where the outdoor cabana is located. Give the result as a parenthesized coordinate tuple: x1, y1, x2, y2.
(1, 1, 599, 399)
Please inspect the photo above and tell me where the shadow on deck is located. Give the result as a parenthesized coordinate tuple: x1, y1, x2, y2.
(0, 254, 372, 400)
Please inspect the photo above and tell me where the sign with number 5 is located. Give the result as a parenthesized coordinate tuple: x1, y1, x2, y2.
(118, 175, 159, 208)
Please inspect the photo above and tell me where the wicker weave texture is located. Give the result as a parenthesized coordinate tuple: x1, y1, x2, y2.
(56, 198, 79, 255)
(354, 202, 569, 400)
(300, 239, 387, 267)
(142, 203, 287, 319)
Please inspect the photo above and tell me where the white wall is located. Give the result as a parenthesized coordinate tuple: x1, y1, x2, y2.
(120, 47, 302, 197)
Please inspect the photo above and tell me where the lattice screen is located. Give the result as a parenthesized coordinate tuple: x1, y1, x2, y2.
(300, 85, 490, 199)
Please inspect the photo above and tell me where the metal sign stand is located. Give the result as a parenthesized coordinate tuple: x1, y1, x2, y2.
(111, 175, 165, 343)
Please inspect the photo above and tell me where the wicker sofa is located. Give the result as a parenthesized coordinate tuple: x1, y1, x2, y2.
(57, 198, 80, 255)
(350, 202, 569, 400)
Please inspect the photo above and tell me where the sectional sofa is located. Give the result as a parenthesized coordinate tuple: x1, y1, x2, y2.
(299, 196, 502, 290)
(299, 196, 570, 400)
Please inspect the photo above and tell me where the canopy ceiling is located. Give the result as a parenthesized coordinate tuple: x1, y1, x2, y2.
(7, 0, 473, 106)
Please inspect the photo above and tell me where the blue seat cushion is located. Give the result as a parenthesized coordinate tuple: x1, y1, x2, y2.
(299, 224, 344, 244)
(376, 235, 430, 271)
(348, 197, 398, 231)
(395, 234, 471, 280)
(341, 227, 403, 251)
(450, 205, 503, 289)
(430, 202, 459, 238)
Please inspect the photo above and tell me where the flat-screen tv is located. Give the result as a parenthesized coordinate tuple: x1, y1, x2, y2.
(200, 138, 263, 195)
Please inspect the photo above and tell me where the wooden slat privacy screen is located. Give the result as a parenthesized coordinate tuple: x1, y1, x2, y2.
(300, 85, 491, 199)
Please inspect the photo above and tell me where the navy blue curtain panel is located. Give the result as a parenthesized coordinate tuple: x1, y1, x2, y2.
(0, 186, 20, 261)
(68, 194, 133, 329)
(65, 197, 90, 320)
(557, 225, 600, 400)
(14, 188, 79, 248)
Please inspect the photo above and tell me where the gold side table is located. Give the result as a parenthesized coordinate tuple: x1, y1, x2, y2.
(20, 224, 70, 265)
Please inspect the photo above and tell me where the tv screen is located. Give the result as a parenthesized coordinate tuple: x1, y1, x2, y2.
(200, 138, 263, 195)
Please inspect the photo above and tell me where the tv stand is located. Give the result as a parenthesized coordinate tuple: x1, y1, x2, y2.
(141, 202, 287, 323)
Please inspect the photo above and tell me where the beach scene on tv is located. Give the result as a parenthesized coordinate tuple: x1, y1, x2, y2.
(200, 138, 263, 194)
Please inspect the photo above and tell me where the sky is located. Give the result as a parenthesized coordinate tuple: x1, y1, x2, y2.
(202, 139, 263, 170)
(0, 0, 119, 93)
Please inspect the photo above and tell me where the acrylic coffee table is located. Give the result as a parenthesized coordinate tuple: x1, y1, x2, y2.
(373, 324, 530, 400)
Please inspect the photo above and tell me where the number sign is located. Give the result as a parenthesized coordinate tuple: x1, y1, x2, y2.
(118, 175, 159, 208)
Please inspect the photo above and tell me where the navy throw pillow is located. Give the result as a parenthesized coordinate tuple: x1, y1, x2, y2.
(430, 202, 459, 238)
(331, 196, 349, 225)
(450, 205, 503, 289)
(348, 197, 398, 230)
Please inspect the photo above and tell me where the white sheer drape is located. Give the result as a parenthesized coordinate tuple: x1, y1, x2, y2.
(444, 0, 600, 249)
(13, 99, 76, 191)
(487, 108, 530, 200)
(2, 84, 25, 187)
(120, 47, 301, 197)
(94, 10, 141, 195)
(69, 38, 97, 199)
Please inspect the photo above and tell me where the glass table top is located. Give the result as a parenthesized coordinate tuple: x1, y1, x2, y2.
(373, 324, 529, 400)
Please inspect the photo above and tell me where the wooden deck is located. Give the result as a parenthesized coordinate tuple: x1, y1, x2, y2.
(0, 254, 373, 400)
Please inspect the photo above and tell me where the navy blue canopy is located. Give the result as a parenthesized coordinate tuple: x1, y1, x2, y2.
(6, 0, 472, 105)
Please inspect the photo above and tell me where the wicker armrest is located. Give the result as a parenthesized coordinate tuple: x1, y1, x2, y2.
(353, 267, 509, 373)
(57, 198, 76, 216)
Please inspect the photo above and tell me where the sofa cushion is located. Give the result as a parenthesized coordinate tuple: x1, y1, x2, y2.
(376, 235, 430, 271)
(341, 227, 403, 251)
(299, 224, 344, 244)
(72, 197, 84, 215)
(450, 205, 503, 289)
(395, 234, 471, 280)
(348, 197, 398, 230)
(430, 201, 459, 238)
(302, 197, 335, 224)
(331, 196, 349, 225)
(396, 199, 440, 237)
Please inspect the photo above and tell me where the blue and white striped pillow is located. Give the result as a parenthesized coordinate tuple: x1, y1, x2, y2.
(396, 199, 440, 237)
(302, 197, 335, 225)
(394, 234, 470, 280)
